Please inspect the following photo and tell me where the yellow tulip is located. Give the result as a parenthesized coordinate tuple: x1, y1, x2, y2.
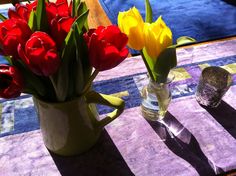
(143, 16, 172, 59)
(118, 7, 145, 50)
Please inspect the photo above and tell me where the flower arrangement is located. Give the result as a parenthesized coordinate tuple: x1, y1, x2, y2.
(0, 0, 129, 102)
(118, 0, 195, 83)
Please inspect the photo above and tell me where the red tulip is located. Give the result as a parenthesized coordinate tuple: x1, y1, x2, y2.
(84, 25, 129, 71)
(47, 0, 72, 23)
(0, 18, 32, 59)
(50, 16, 74, 49)
(47, 0, 74, 47)
(8, 0, 72, 24)
(18, 31, 60, 76)
(8, 1, 37, 22)
(0, 65, 24, 99)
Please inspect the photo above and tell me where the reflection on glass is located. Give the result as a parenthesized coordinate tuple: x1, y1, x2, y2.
(195, 66, 232, 108)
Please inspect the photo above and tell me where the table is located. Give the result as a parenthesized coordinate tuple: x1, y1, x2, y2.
(0, 36, 236, 175)
(0, 1, 236, 176)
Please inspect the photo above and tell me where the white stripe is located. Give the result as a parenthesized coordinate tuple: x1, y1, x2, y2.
(0, 101, 14, 134)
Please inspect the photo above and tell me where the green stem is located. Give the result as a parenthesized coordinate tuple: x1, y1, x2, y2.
(140, 49, 155, 81)
(49, 75, 67, 102)
(81, 69, 99, 95)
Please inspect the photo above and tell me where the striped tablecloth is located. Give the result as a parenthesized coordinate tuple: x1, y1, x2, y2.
(0, 2, 236, 176)
(0, 36, 236, 175)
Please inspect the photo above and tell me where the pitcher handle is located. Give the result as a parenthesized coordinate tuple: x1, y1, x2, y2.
(85, 91, 125, 128)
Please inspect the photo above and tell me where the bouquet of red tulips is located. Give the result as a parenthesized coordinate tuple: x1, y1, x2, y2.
(0, 0, 129, 102)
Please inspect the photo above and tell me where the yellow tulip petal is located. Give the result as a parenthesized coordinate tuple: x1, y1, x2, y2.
(117, 6, 145, 50)
(143, 16, 173, 59)
(128, 26, 145, 50)
(132, 7, 144, 24)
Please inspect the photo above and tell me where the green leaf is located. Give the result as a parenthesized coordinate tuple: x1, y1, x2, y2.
(77, 2, 88, 16)
(145, 0, 153, 23)
(176, 36, 196, 47)
(61, 30, 75, 61)
(72, 24, 84, 95)
(50, 30, 75, 101)
(36, 0, 48, 32)
(74, 22, 91, 90)
(73, 9, 89, 33)
(76, 2, 89, 31)
(3, 56, 13, 65)
(28, 10, 37, 31)
(0, 14, 7, 21)
(79, 34, 91, 84)
(72, 0, 81, 17)
(13, 60, 47, 97)
(51, 8, 90, 100)
(151, 36, 195, 83)
(140, 48, 155, 81)
(153, 47, 177, 83)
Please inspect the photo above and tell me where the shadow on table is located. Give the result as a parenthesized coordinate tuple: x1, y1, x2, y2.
(147, 112, 222, 176)
(203, 100, 236, 139)
(50, 130, 134, 176)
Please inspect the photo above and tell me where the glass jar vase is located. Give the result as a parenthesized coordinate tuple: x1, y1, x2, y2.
(141, 73, 174, 121)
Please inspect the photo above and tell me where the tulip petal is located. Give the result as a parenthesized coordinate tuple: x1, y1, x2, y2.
(0, 65, 23, 99)
(143, 16, 172, 59)
(0, 19, 32, 58)
(42, 49, 60, 76)
(117, 7, 145, 50)
(18, 31, 60, 76)
(127, 25, 145, 50)
(88, 33, 100, 67)
(119, 47, 129, 58)
(86, 25, 128, 71)
(59, 17, 74, 33)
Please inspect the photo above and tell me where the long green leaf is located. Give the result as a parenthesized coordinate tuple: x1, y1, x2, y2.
(28, 10, 37, 31)
(13, 60, 47, 97)
(72, 9, 89, 33)
(72, 0, 81, 17)
(78, 32, 91, 85)
(176, 36, 196, 47)
(60, 3, 89, 54)
(50, 30, 75, 101)
(140, 48, 155, 81)
(36, 0, 48, 32)
(145, 0, 153, 23)
(77, 2, 89, 31)
(73, 24, 84, 95)
(73, 8, 91, 88)
(3, 56, 13, 65)
(0, 14, 7, 21)
(152, 36, 196, 83)
(50, 23, 88, 101)
(61, 30, 75, 61)
(153, 47, 177, 83)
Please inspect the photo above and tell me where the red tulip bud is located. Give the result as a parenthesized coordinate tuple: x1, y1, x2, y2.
(85, 25, 129, 71)
(0, 65, 24, 99)
(18, 31, 60, 76)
